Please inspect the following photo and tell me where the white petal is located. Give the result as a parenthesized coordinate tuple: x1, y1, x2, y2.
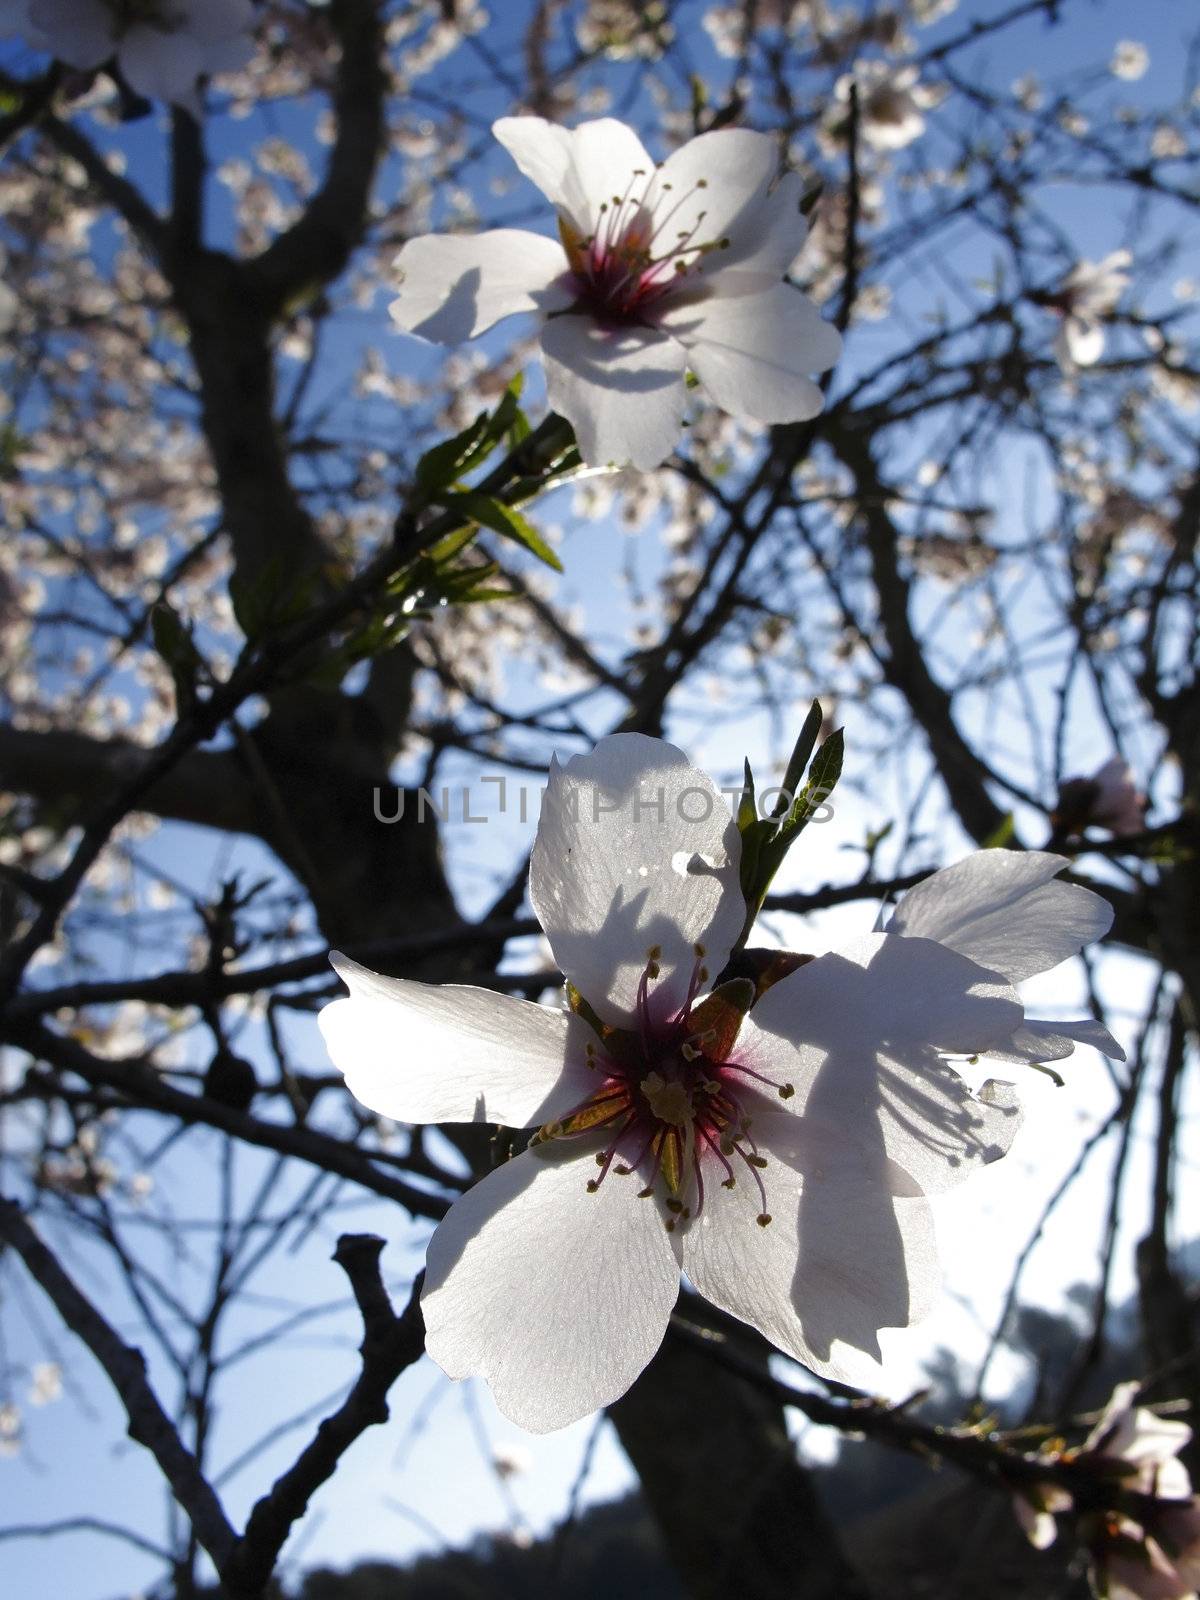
(987, 1016, 1125, 1065)
(660, 283, 840, 425)
(1099, 1396, 1194, 1495)
(888, 851, 1113, 984)
(739, 933, 1024, 1194)
(1060, 315, 1105, 367)
(652, 130, 811, 282)
(682, 1108, 939, 1376)
(493, 116, 654, 233)
(529, 734, 743, 1027)
(422, 1144, 680, 1431)
(120, 27, 206, 103)
(1013, 1494, 1060, 1550)
(28, 0, 112, 66)
(390, 230, 571, 344)
(319, 955, 595, 1128)
(539, 314, 688, 468)
(180, 0, 254, 45)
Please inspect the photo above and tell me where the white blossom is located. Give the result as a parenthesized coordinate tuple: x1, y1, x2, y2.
(1082, 1384, 1200, 1599)
(0, 0, 255, 108)
(1110, 41, 1150, 82)
(835, 61, 931, 151)
(1084, 1382, 1194, 1502)
(1051, 250, 1131, 369)
(389, 118, 840, 470)
(318, 734, 1059, 1431)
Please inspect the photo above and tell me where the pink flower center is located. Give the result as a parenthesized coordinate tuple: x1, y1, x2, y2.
(558, 171, 730, 325)
(535, 948, 794, 1231)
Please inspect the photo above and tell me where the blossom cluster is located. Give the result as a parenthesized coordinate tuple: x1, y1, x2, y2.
(0, 0, 254, 108)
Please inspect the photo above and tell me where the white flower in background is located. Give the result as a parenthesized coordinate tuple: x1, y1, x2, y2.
(1050, 250, 1132, 369)
(1013, 1481, 1074, 1550)
(1055, 757, 1147, 839)
(835, 60, 931, 150)
(886, 850, 1124, 1068)
(1111, 40, 1150, 82)
(0, 0, 255, 108)
(1085, 1382, 1194, 1502)
(28, 1362, 62, 1406)
(1082, 1384, 1200, 1600)
(319, 734, 1053, 1431)
(389, 117, 841, 470)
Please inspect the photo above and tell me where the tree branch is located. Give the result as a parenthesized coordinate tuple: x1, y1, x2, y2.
(0, 1198, 237, 1572)
(222, 1242, 425, 1598)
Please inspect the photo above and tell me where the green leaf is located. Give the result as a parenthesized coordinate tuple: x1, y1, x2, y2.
(784, 727, 843, 835)
(413, 375, 531, 498)
(440, 491, 563, 572)
(734, 720, 846, 950)
(736, 759, 757, 832)
(772, 700, 824, 818)
(414, 412, 491, 497)
(981, 813, 1016, 850)
(150, 600, 202, 716)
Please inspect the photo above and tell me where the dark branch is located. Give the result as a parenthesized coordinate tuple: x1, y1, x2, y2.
(0, 1198, 237, 1571)
(222, 1242, 425, 1598)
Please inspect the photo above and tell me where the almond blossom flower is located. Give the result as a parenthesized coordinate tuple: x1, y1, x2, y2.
(0, 0, 255, 108)
(834, 61, 932, 151)
(389, 118, 841, 469)
(1082, 1387, 1199, 1599)
(1111, 41, 1150, 82)
(320, 734, 1046, 1431)
(1090, 757, 1148, 837)
(1084, 1383, 1194, 1502)
(886, 850, 1124, 1069)
(1048, 250, 1132, 369)
(1054, 757, 1147, 840)
(1013, 1384, 1198, 1590)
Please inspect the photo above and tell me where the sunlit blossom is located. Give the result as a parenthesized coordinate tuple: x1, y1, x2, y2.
(1110, 41, 1149, 81)
(389, 117, 840, 469)
(317, 734, 1073, 1431)
(1049, 250, 1131, 369)
(835, 60, 932, 150)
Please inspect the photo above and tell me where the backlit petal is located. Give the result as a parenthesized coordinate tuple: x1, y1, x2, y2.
(423, 1143, 681, 1431)
(653, 129, 811, 281)
(320, 955, 595, 1128)
(738, 933, 1024, 1194)
(494, 116, 654, 233)
(888, 850, 1114, 983)
(529, 733, 743, 1028)
(681, 1108, 939, 1377)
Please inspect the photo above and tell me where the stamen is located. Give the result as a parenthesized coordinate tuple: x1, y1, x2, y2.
(721, 1060, 796, 1098)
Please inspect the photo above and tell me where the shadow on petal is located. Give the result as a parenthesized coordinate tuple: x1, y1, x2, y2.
(411, 265, 484, 342)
